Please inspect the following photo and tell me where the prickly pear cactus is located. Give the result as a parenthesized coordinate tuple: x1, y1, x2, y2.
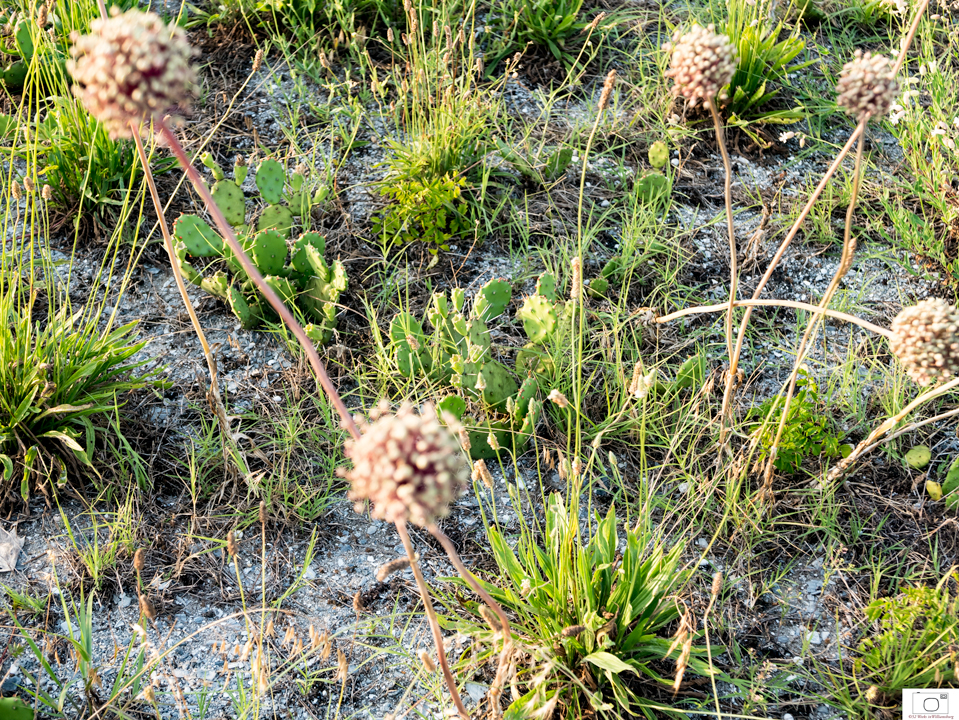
(515, 272, 571, 379)
(172, 157, 344, 341)
(388, 278, 542, 458)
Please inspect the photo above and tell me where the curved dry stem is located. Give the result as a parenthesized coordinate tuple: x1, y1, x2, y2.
(157, 121, 361, 441)
(829, 376, 959, 481)
(718, 121, 867, 436)
(396, 520, 469, 720)
(653, 299, 891, 338)
(720, 0, 928, 436)
(708, 98, 736, 361)
(429, 523, 512, 718)
(761, 125, 867, 492)
(130, 125, 233, 449)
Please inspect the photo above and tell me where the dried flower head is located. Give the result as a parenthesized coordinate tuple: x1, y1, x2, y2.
(472, 458, 493, 489)
(418, 649, 437, 673)
(889, 298, 959, 386)
(570, 256, 583, 300)
(598, 69, 616, 111)
(226, 530, 238, 557)
(23, 177, 35, 193)
(41, 184, 52, 200)
(133, 547, 146, 573)
(252, 48, 263, 72)
(11, 181, 21, 200)
(376, 556, 412, 581)
(68, 8, 197, 139)
(664, 24, 736, 107)
(547, 389, 569, 408)
(344, 403, 469, 527)
(836, 49, 898, 118)
(138, 593, 156, 621)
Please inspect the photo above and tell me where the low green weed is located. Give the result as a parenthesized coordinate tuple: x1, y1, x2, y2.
(748, 370, 849, 474)
(711, 0, 810, 123)
(0, 285, 157, 501)
(851, 579, 959, 705)
(492, 0, 586, 65)
(373, 172, 472, 253)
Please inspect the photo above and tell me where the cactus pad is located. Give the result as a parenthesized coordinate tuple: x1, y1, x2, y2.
(175, 255, 203, 286)
(249, 229, 287, 276)
(437, 394, 466, 420)
(636, 172, 670, 204)
(536, 272, 557, 302)
(466, 419, 512, 460)
(201, 272, 229, 300)
(211, 180, 245, 226)
(517, 294, 558, 344)
(201, 152, 225, 181)
(265, 275, 297, 305)
(174, 215, 223, 257)
(227, 285, 257, 329)
(512, 376, 539, 424)
(476, 360, 517, 411)
(257, 204, 295, 237)
(474, 278, 511, 322)
(390, 312, 432, 377)
(255, 159, 286, 204)
(648, 141, 669, 169)
(291, 233, 326, 274)
(286, 191, 311, 218)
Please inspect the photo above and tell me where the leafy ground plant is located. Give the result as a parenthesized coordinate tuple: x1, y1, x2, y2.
(0, 281, 157, 502)
(712, 0, 809, 123)
(440, 494, 712, 719)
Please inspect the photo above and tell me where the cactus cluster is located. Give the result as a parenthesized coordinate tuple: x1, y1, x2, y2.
(174, 156, 344, 343)
(1, 8, 65, 91)
(388, 278, 541, 459)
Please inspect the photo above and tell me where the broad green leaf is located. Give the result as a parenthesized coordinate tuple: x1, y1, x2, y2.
(584, 651, 636, 675)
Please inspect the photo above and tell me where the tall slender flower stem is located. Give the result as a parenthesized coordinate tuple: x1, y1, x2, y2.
(396, 520, 469, 720)
(761, 124, 867, 494)
(129, 125, 232, 443)
(653, 299, 891, 337)
(430, 523, 512, 717)
(707, 97, 736, 362)
(157, 120, 361, 442)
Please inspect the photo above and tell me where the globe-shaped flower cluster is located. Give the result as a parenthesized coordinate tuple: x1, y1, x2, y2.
(68, 8, 196, 139)
(664, 24, 737, 107)
(889, 298, 959, 386)
(344, 403, 469, 527)
(835, 50, 898, 119)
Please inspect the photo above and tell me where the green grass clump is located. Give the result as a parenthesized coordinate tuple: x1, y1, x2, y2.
(0, 284, 157, 502)
(441, 495, 711, 719)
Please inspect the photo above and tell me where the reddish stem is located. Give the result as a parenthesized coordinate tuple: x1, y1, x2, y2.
(157, 120, 360, 441)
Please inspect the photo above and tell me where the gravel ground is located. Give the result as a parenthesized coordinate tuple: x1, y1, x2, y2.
(0, 23, 954, 720)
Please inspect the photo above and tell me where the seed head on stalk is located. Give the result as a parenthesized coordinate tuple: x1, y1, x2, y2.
(835, 49, 898, 119)
(68, 8, 196, 139)
(664, 24, 736, 107)
(889, 298, 959, 386)
(343, 403, 469, 527)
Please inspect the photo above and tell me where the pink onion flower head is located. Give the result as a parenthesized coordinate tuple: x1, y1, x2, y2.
(344, 403, 469, 527)
(889, 298, 959, 386)
(835, 50, 898, 119)
(664, 24, 737, 107)
(68, 8, 197, 139)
